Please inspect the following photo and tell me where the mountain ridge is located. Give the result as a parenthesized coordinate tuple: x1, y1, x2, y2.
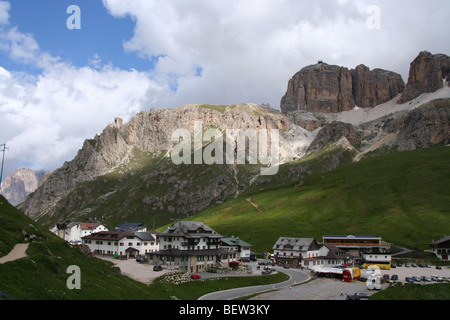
(13, 51, 450, 230)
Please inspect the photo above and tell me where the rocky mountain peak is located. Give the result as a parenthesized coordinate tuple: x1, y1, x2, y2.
(398, 51, 450, 103)
(280, 61, 404, 114)
(0, 168, 49, 206)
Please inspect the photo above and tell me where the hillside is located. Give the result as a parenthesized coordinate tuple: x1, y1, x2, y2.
(0, 195, 291, 300)
(0, 195, 161, 300)
(185, 146, 450, 252)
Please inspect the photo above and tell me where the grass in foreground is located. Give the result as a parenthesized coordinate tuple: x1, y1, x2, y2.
(371, 283, 450, 300)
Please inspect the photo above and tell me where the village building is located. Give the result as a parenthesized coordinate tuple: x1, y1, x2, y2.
(81, 231, 158, 257)
(302, 244, 353, 269)
(53, 222, 108, 244)
(220, 236, 254, 262)
(272, 237, 321, 268)
(147, 221, 232, 273)
(429, 236, 450, 260)
(322, 235, 392, 268)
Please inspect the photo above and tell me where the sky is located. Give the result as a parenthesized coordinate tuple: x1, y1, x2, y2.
(0, 0, 449, 180)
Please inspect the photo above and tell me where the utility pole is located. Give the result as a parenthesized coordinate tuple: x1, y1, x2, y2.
(0, 144, 8, 188)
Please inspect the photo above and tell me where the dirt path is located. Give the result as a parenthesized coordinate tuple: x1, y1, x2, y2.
(0, 243, 30, 264)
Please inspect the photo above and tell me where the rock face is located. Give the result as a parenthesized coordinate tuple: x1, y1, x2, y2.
(280, 62, 404, 114)
(0, 168, 49, 206)
(18, 103, 315, 221)
(351, 65, 405, 109)
(398, 51, 450, 104)
(384, 99, 450, 150)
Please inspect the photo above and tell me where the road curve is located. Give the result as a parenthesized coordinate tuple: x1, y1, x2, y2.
(198, 266, 311, 300)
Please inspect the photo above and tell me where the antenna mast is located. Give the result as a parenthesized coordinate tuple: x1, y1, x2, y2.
(0, 144, 9, 188)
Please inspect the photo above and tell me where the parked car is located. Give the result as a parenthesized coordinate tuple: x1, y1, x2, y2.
(405, 262, 411, 268)
(431, 275, 442, 282)
(426, 264, 432, 268)
(136, 257, 147, 263)
(397, 262, 403, 267)
(346, 294, 360, 300)
(391, 262, 396, 268)
(382, 274, 390, 281)
(411, 263, 417, 267)
(405, 277, 415, 283)
(412, 276, 421, 282)
(391, 274, 398, 281)
(436, 265, 442, 270)
(354, 292, 370, 299)
(283, 264, 290, 269)
(153, 265, 163, 271)
(190, 274, 201, 279)
(420, 276, 431, 282)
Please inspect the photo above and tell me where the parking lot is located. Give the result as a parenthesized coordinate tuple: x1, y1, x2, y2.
(251, 264, 450, 300)
(374, 264, 450, 284)
(98, 256, 173, 284)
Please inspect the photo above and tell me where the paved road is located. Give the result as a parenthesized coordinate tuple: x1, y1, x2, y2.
(198, 266, 311, 300)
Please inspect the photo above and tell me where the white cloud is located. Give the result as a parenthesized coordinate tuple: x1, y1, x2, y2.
(103, 0, 450, 109)
(0, 63, 160, 172)
(0, 1, 9, 25)
(1, 0, 450, 176)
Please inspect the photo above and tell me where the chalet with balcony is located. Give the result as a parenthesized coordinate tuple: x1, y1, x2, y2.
(147, 221, 231, 273)
(272, 237, 320, 267)
(430, 236, 450, 260)
(54, 222, 108, 244)
(81, 231, 158, 257)
(220, 237, 253, 262)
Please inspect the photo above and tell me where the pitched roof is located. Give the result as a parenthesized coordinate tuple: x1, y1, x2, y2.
(115, 222, 146, 232)
(134, 232, 156, 241)
(81, 231, 155, 241)
(158, 221, 222, 239)
(81, 231, 133, 241)
(272, 237, 317, 251)
(66, 222, 105, 230)
(221, 237, 252, 247)
(430, 236, 450, 246)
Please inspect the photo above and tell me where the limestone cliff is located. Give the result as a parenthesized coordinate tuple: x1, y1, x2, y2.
(18, 104, 316, 221)
(398, 51, 450, 103)
(280, 62, 404, 114)
(0, 168, 49, 206)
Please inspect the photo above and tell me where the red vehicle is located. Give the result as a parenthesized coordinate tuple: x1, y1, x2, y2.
(190, 274, 201, 280)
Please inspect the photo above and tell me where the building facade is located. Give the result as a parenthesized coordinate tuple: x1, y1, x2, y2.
(302, 244, 353, 269)
(272, 237, 321, 267)
(220, 237, 253, 262)
(322, 235, 392, 268)
(81, 231, 158, 257)
(430, 236, 450, 260)
(55, 222, 108, 243)
(147, 221, 232, 273)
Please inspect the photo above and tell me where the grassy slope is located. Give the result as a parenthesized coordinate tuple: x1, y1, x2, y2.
(0, 195, 289, 300)
(0, 196, 162, 300)
(371, 283, 450, 300)
(187, 146, 450, 253)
